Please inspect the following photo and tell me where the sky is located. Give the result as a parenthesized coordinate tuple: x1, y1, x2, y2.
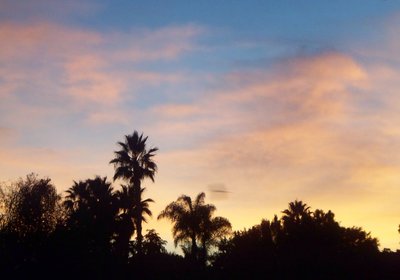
(1, 0, 400, 251)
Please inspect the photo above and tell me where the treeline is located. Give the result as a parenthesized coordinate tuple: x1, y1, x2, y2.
(213, 201, 400, 279)
(1, 131, 400, 279)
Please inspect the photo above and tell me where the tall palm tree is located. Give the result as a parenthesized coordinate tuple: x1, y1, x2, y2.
(158, 192, 231, 263)
(110, 131, 158, 252)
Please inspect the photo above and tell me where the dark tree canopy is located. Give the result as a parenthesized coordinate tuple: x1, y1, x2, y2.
(213, 200, 381, 279)
(64, 176, 118, 245)
(0, 173, 62, 237)
(0, 174, 64, 278)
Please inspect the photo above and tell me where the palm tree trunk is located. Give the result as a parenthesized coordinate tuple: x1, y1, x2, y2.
(191, 233, 198, 261)
(135, 217, 143, 254)
(200, 240, 207, 266)
(134, 178, 143, 255)
(115, 230, 130, 263)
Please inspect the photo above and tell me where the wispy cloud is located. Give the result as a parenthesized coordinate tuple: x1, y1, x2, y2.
(0, 21, 203, 129)
(0, 0, 100, 23)
(148, 48, 400, 248)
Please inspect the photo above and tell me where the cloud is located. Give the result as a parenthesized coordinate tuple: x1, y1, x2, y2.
(0, 127, 17, 144)
(63, 54, 125, 105)
(0, 144, 114, 192)
(0, 0, 100, 23)
(0, 21, 202, 129)
(110, 25, 204, 62)
(148, 52, 368, 146)
(149, 49, 400, 250)
(85, 110, 130, 125)
(152, 104, 201, 118)
(0, 19, 205, 199)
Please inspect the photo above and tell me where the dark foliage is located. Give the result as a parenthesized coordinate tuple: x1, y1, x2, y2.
(212, 200, 397, 279)
(158, 192, 232, 265)
(62, 176, 119, 276)
(0, 174, 64, 278)
(1, 131, 400, 279)
(110, 131, 158, 253)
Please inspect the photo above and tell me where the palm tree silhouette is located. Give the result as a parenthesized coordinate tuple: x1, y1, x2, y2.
(64, 176, 118, 255)
(158, 192, 231, 263)
(282, 200, 311, 225)
(199, 215, 231, 263)
(114, 184, 135, 260)
(110, 131, 158, 253)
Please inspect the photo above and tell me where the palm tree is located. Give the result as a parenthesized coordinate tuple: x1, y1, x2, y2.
(158, 192, 231, 263)
(198, 215, 231, 263)
(114, 184, 135, 260)
(282, 200, 311, 225)
(110, 131, 158, 252)
(64, 176, 118, 256)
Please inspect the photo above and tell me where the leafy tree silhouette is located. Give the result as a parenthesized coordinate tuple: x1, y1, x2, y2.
(129, 229, 188, 279)
(0, 173, 64, 277)
(1, 173, 62, 236)
(213, 200, 381, 279)
(213, 219, 276, 278)
(141, 229, 167, 256)
(110, 131, 158, 254)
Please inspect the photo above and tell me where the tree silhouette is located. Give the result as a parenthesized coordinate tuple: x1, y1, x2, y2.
(110, 131, 158, 253)
(113, 184, 136, 261)
(158, 192, 231, 264)
(122, 187, 154, 258)
(213, 200, 381, 278)
(63, 176, 118, 261)
(1, 173, 62, 237)
(141, 229, 167, 256)
(213, 219, 276, 278)
(0, 174, 64, 277)
(281, 200, 311, 225)
(198, 211, 231, 263)
(158, 193, 202, 260)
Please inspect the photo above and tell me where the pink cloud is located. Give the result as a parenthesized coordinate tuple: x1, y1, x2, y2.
(85, 110, 129, 125)
(0, 127, 17, 144)
(0, 21, 202, 126)
(0, 144, 114, 192)
(148, 52, 368, 143)
(63, 54, 125, 105)
(152, 104, 201, 118)
(0, 22, 101, 60)
(148, 50, 400, 250)
(110, 25, 204, 62)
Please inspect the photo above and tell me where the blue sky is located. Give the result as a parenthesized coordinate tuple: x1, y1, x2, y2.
(1, 0, 400, 252)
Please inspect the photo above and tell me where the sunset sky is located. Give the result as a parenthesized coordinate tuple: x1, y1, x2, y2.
(1, 0, 400, 251)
